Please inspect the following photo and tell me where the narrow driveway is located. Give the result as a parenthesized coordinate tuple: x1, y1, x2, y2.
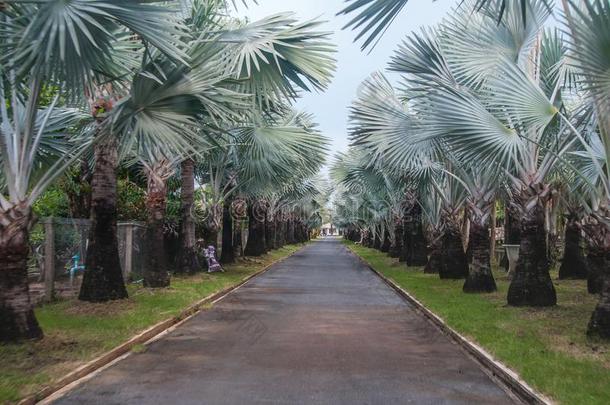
(54, 238, 514, 405)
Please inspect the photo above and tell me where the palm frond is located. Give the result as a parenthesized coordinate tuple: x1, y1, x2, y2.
(1, 1, 189, 96)
(217, 13, 336, 106)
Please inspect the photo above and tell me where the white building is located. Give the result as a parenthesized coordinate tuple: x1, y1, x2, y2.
(321, 223, 338, 236)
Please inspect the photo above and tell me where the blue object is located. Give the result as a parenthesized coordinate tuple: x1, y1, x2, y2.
(69, 254, 86, 285)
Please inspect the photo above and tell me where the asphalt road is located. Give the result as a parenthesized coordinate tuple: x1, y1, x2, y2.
(53, 238, 514, 405)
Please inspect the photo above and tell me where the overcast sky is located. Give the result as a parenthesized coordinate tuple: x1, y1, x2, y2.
(238, 0, 453, 162)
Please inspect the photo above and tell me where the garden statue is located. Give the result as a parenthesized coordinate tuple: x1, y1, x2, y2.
(204, 246, 224, 273)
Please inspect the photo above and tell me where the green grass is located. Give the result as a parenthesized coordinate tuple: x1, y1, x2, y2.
(0, 244, 303, 404)
(345, 241, 610, 405)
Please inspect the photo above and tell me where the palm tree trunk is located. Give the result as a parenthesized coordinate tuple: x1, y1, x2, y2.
(220, 197, 235, 264)
(244, 200, 266, 256)
(274, 212, 283, 248)
(264, 214, 274, 252)
(559, 216, 588, 279)
(401, 202, 427, 265)
(587, 247, 605, 294)
(463, 220, 497, 293)
(400, 216, 410, 262)
(381, 227, 391, 253)
(269, 215, 278, 249)
(287, 215, 296, 245)
(410, 207, 428, 266)
(280, 214, 288, 246)
(373, 226, 382, 250)
(425, 230, 441, 274)
(588, 271, 610, 338)
(439, 219, 469, 279)
(584, 220, 607, 294)
(233, 219, 244, 258)
(294, 218, 302, 243)
(507, 201, 557, 307)
(176, 159, 200, 274)
(80, 136, 128, 302)
(0, 205, 43, 342)
(501, 205, 521, 271)
(389, 217, 403, 258)
(584, 219, 610, 337)
(298, 220, 305, 243)
(366, 229, 374, 248)
(143, 165, 170, 288)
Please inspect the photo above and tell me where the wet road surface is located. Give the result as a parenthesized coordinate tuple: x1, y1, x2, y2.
(53, 238, 514, 405)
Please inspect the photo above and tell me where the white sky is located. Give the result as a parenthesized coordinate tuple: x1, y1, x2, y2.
(238, 0, 453, 161)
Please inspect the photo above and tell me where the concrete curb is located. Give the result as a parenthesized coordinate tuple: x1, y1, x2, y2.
(20, 244, 308, 405)
(344, 243, 554, 405)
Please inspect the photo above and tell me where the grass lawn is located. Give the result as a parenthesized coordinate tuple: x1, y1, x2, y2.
(0, 244, 304, 404)
(345, 241, 610, 405)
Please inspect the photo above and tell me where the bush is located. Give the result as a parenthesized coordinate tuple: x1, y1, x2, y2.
(117, 179, 147, 221)
(32, 186, 70, 218)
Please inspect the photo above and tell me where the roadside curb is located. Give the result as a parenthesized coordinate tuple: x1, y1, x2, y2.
(20, 244, 308, 405)
(344, 243, 554, 405)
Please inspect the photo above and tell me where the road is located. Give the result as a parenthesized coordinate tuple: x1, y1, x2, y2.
(53, 238, 514, 405)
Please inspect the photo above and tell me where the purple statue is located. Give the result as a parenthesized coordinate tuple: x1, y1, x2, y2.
(204, 246, 224, 273)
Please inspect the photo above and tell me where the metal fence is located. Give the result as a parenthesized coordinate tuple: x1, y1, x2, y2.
(28, 218, 146, 304)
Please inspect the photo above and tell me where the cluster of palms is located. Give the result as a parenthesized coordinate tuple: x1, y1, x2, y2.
(334, 0, 610, 339)
(0, 0, 335, 342)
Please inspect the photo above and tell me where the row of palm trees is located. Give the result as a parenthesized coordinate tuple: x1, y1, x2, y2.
(333, 0, 610, 339)
(0, 1, 335, 342)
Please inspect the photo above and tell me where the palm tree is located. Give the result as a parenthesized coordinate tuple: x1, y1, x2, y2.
(0, 94, 89, 341)
(79, 22, 241, 297)
(140, 151, 180, 288)
(457, 167, 500, 292)
(177, 157, 201, 272)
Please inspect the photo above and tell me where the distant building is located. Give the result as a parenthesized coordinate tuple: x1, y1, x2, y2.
(321, 223, 338, 236)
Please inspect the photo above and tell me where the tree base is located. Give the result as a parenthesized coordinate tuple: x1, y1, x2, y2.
(507, 275, 557, 306)
(410, 234, 428, 266)
(0, 219, 44, 342)
(143, 273, 170, 289)
(507, 202, 556, 307)
(381, 238, 391, 253)
(0, 307, 43, 343)
(558, 263, 588, 280)
(588, 281, 610, 339)
(176, 247, 201, 274)
(587, 253, 605, 294)
(558, 224, 588, 280)
(424, 251, 440, 274)
(439, 260, 468, 279)
(439, 229, 468, 279)
(463, 273, 497, 293)
(411, 250, 428, 266)
(220, 252, 236, 265)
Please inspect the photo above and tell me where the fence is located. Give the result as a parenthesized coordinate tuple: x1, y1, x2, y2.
(28, 218, 146, 304)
